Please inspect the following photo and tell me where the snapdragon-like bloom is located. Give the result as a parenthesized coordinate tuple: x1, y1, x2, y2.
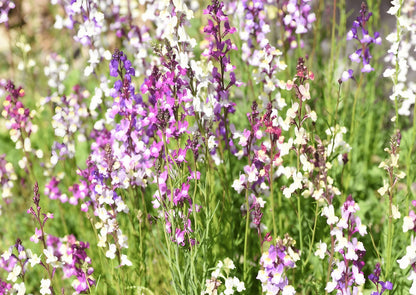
(344, 2, 381, 78)
(0, 0, 15, 27)
(203, 0, 239, 146)
(325, 195, 368, 294)
(257, 235, 299, 294)
(202, 258, 245, 294)
(0, 154, 17, 208)
(276, 0, 316, 49)
(383, 0, 416, 116)
(237, 0, 270, 61)
(0, 278, 12, 293)
(368, 263, 393, 295)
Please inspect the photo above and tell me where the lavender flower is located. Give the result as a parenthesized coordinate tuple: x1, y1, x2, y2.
(0, 154, 17, 208)
(238, 0, 270, 61)
(325, 195, 368, 294)
(0, 0, 15, 28)
(1, 80, 43, 173)
(0, 278, 12, 293)
(277, 0, 316, 49)
(257, 234, 299, 294)
(368, 263, 393, 295)
(203, 0, 239, 146)
(345, 2, 381, 76)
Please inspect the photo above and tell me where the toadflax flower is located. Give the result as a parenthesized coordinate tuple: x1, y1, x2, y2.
(343, 2, 381, 79)
(257, 234, 299, 294)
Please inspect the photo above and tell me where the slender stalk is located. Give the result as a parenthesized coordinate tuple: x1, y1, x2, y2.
(349, 73, 364, 142)
(325, 225, 335, 295)
(385, 170, 395, 278)
(269, 145, 277, 237)
(243, 186, 251, 282)
(302, 202, 319, 267)
(406, 99, 416, 214)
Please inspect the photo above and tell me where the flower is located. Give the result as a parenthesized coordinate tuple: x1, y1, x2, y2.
(40, 279, 52, 295)
(344, 3, 380, 78)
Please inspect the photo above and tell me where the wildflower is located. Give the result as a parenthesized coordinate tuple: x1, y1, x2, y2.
(326, 195, 368, 294)
(257, 235, 299, 294)
(276, 0, 316, 49)
(368, 263, 393, 295)
(202, 258, 245, 294)
(40, 279, 52, 295)
(0, 0, 15, 28)
(12, 282, 25, 295)
(344, 2, 380, 78)
(7, 264, 21, 282)
(315, 241, 327, 259)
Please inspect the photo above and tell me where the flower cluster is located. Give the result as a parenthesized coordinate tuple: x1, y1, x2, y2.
(344, 2, 381, 78)
(276, 0, 316, 49)
(383, 0, 416, 116)
(1, 80, 42, 169)
(0, 239, 29, 294)
(377, 130, 405, 218)
(251, 44, 287, 104)
(43, 234, 95, 293)
(368, 263, 393, 295)
(26, 182, 96, 294)
(238, 0, 270, 61)
(0, 0, 15, 28)
(43, 53, 69, 97)
(397, 235, 416, 294)
(324, 195, 368, 294)
(0, 154, 16, 208)
(49, 85, 89, 167)
(139, 2, 204, 247)
(203, 0, 238, 144)
(52, 0, 116, 76)
(202, 258, 245, 295)
(256, 234, 299, 295)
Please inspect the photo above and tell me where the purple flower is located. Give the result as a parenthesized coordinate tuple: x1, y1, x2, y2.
(369, 263, 393, 295)
(326, 195, 368, 293)
(276, 0, 316, 49)
(0, 0, 15, 28)
(257, 235, 299, 293)
(345, 3, 380, 76)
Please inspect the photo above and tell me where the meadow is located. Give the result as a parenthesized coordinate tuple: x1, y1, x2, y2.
(0, 0, 415, 294)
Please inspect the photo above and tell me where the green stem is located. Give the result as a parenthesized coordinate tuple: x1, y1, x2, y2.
(385, 172, 395, 278)
(406, 99, 416, 214)
(296, 145, 304, 255)
(303, 202, 319, 267)
(270, 148, 277, 238)
(325, 226, 335, 295)
(243, 187, 251, 282)
(349, 73, 364, 142)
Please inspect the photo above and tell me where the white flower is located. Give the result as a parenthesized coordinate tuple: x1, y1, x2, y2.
(282, 285, 296, 295)
(223, 258, 235, 272)
(377, 180, 389, 196)
(40, 278, 52, 295)
(106, 244, 117, 259)
(314, 241, 327, 259)
(322, 205, 339, 225)
(44, 248, 59, 267)
(13, 282, 26, 295)
(8, 264, 21, 282)
(27, 249, 41, 267)
(325, 281, 337, 293)
(403, 216, 415, 232)
(120, 254, 132, 266)
(392, 204, 401, 219)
